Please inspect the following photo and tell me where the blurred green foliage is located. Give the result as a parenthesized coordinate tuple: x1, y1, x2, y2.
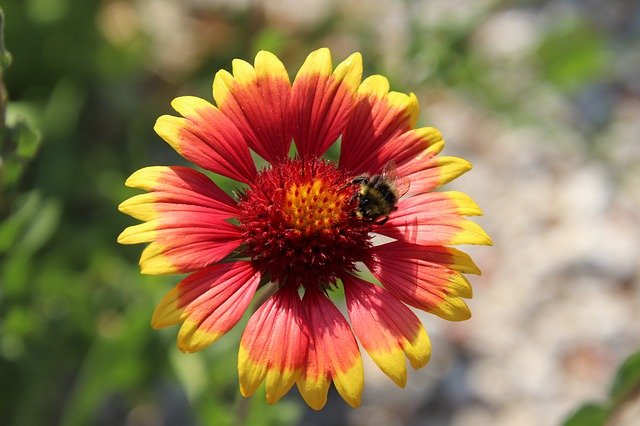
(1, 7, 42, 203)
(538, 17, 611, 94)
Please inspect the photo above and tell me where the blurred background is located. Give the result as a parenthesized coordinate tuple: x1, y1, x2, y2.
(1, 0, 639, 425)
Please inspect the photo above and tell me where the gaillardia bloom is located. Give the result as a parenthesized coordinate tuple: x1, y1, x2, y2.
(118, 48, 491, 409)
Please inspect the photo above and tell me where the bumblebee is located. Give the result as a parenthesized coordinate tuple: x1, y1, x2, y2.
(351, 161, 409, 225)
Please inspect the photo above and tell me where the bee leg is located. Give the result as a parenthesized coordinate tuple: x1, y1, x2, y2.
(375, 216, 389, 226)
(340, 177, 364, 191)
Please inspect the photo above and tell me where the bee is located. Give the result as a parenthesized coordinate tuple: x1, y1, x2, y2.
(351, 161, 410, 225)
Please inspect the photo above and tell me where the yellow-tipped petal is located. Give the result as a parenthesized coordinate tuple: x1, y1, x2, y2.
(254, 50, 290, 83)
(231, 58, 256, 85)
(297, 374, 330, 411)
(432, 297, 472, 321)
(171, 96, 215, 118)
(445, 191, 484, 216)
(436, 156, 473, 186)
(117, 221, 158, 244)
(154, 115, 187, 153)
(238, 344, 267, 397)
(344, 275, 432, 388)
(332, 361, 364, 408)
(404, 326, 431, 370)
(212, 69, 234, 107)
(118, 193, 159, 221)
(332, 52, 363, 94)
(295, 47, 333, 80)
(177, 320, 225, 353)
(450, 220, 493, 246)
(358, 74, 390, 97)
(138, 242, 176, 275)
(367, 346, 408, 388)
(413, 126, 445, 158)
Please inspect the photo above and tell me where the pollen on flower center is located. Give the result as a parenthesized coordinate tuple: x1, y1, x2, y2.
(237, 159, 372, 288)
(283, 178, 348, 233)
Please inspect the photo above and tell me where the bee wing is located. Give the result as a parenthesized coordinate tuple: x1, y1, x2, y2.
(381, 161, 410, 198)
(394, 175, 410, 198)
(380, 160, 398, 180)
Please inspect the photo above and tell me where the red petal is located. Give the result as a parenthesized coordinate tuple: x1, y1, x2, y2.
(290, 48, 362, 159)
(344, 274, 431, 387)
(213, 51, 292, 163)
(377, 191, 491, 247)
(152, 261, 261, 352)
(400, 156, 472, 197)
(238, 287, 309, 403)
(340, 75, 419, 174)
(297, 288, 364, 410)
(118, 166, 238, 222)
(366, 241, 476, 321)
(154, 96, 256, 183)
(118, 216, 242, 275)
(373, 126, 445, 172)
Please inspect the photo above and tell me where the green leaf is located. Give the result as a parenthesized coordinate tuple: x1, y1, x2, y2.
(0, 191, 59, 255)
(563, 403, 608, 426)
(12, 118, 42, 159)
(0, 191, 42, 252)
(0, 117, 42, 189)
(15, 196, 60, 254)
(610, 350, 640, 403)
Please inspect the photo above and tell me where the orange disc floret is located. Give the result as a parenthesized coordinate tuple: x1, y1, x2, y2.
(283, 177, 349, 233)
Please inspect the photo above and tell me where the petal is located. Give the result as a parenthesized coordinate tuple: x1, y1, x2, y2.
(213, 51, 292, 163)
(374, 126, 445, 172)
(151, 261, 260, 352)
(339, 75, 419, 174)
(118, 166, 238, 222)
(154, 96, 256, 183)
(393, 191, 483, 217)
(238, 287, 308, 404)
(366, 241, 478, 321)
(377, 191, 492, 247)
(400, 156, 473, 197)
(117, 216, 242, 275)
(368, 240, 482, 275)
(297, 288, 364, 410)
(291, 48, 362, 159)
(343, 275, 431, 387)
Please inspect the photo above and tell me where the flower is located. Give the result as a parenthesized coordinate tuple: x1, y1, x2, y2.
(118, 47, 491, 410)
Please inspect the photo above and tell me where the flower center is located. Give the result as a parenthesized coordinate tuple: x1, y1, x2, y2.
(238, 159, 372, 289)
(282, 177, 347, 233)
